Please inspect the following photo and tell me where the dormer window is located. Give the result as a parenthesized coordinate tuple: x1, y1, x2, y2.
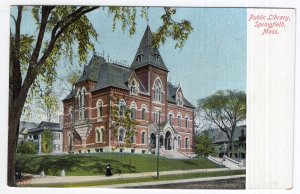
(130, 79, 138, 95)
(155, 54, 160, 63)
(137, 55, 143, 63)
(176, 92, 183, 106)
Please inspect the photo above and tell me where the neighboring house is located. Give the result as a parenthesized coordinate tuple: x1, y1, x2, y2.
(201, 125, 246, 159)
(27, 121, 63, 154)
(18, 121, 39, 143)
(62, 26, 195, 155)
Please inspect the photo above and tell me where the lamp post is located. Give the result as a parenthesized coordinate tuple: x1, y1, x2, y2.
(157, 111, 161, 179)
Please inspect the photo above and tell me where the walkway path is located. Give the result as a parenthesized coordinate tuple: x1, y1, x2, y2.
(26, 168, 245, 186)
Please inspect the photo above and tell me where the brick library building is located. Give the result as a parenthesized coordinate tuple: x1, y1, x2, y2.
(62, 26, 195, 157)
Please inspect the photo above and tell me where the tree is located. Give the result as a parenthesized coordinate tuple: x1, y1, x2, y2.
(195, 131, 215, 157)
(16, 141, 38, 154)
(197, 90, 246, 158)
(9, 5, 192, 186)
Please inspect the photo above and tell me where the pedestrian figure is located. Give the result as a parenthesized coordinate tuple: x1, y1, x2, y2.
(223, 154, 227, 161)
(105, 162, 113, 176)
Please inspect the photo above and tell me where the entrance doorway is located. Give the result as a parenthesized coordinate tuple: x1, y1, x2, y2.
(165, 131, 172, 150)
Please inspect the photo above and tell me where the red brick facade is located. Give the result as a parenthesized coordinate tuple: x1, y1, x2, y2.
(62, 26, 195, 155)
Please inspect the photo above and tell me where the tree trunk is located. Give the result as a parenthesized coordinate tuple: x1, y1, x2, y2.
(7, 107, 20, 186)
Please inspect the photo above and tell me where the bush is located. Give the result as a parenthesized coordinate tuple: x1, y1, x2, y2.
(17, 141, 38, 154)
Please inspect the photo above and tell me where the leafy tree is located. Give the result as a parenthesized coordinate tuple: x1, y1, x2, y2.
(41, 131, 53, 154)
(9, 5, 192, 186)
(195, 131, 215, 157)
(17, 141, 38, 154)
(197, 90, 246, 157)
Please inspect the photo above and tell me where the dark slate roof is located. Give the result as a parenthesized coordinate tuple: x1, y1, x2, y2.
(28, 121, 61, 133)
(63, 89, 76, 101)
(167, 82, 195, 109)
(131, 26, 168, 71)
(75, 55, 106, 84)
(93, 63, 148, 93)
(19, 121, 39, 134)
(201, 125, 246, 144)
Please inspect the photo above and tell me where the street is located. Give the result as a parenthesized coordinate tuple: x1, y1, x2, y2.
(125, 177, 245, 190)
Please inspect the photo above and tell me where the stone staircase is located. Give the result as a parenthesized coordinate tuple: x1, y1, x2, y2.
(160, 150, 190, 159)
(207, 156, 245, 169)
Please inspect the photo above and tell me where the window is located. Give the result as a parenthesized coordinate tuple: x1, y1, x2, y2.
(130, 80, 138, 95)
(68, 133, 73, 147)
(169, 114, 173, 124)
(178, 136, 181, 148)
(118, 128, 125, 143)
(78, 90, 82, 107)
(54, 144, 60, 151)
(119, 100, 126, 117)
(141, 131, 146, 144)
(137, 55, 143, 63)
(185, 137, 190, 148)
(130, 103, 136, 119)
(153, 78, 162, 102)
(154, 111, 160, 124)
(130, 135, 136, 144)
(69, 107, 73, 122)
(81, 88, 86, 107)
(54, 132, 60, 140)
(155, 54, 160, 63)
(178, 115, 181, 127)
(142, 108, 146, 120)
(177, 92, 183, 106)
(96, 127, 104, 143)
(97, 99, 103, 118)
(185, 115, 189, 129)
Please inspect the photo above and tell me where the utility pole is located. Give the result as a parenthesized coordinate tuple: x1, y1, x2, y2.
(157, 111, 161, 179)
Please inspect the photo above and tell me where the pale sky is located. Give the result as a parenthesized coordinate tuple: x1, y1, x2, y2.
(11, 7, 247, 122)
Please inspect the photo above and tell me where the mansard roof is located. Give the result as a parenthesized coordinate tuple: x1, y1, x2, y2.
(167, 82, 195, 109)
(130, 25, 168, 71)
(75, 55, 106, 84)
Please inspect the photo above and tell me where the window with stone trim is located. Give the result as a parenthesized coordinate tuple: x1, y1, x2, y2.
(97, 99, 103, 119)
(96, 127, 104, 143)
(141, 131, 146, 144)
(153, 78, 162, 102)
(118, 128, 125, 143)
(185, 137, 190, 148)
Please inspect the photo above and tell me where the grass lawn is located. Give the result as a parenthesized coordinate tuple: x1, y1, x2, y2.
(16, 153, 221, 176)
(28, 170, 245, 188)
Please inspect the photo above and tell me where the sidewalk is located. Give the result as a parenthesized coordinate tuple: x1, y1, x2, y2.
(103, 175, 246, 188)
(26, 168, 245, 186)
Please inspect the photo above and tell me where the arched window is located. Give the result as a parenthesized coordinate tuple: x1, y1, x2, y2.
(153, 78, 162, 102)
(185, 115, 190, 129)
(168, 111, 174, 125)
(185, 137, 190, 148)
(69, 107, 73, 122)
(130, 102, 136, 119)
(96, 127, 104, 143)
(154, 111, 160, 124)
(97, 99, 103, 118)
(82, 89, 85, 107)
(118, 128, 125, 143)
(178, 136, 181, 148)
(177, 92, 183, 106)
(177, 112, 182, 127)
(130, 134, 136, 144)
(130, 79, 138, 95)
(141, 131, 146, 144)
(141, 104, 147, 120)
(78, 90, 82, 107)
(119, 99, 126, 117)
(68, 132, 73, 148)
